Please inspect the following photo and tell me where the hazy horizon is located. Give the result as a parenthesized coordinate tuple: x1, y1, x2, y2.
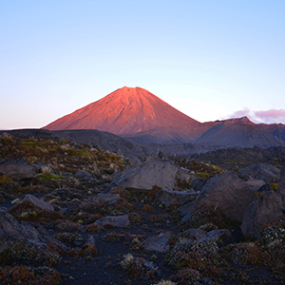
(1, 1, 285, 129)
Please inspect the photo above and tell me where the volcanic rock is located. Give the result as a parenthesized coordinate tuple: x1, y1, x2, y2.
(0, 158, 37, 180)
(238, 163, 280, 183)
(241, 191, 284, 240)
(185, 172, 258, 222)
(21, 194, 54, 211)
(186, 228, 231, 243)
(92, 193, 120, 205)
(155, 189, 199, 207)
(141, 231, 171, 253)
(114, 159, 186, 190)
(94, 214, 130, 228)
(0, 210, 59, 264)
(75, 170, 93, 181)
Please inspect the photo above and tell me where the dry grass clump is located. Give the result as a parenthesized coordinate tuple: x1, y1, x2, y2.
(199, 222, 218, 232)
(170, 268, 212, 285)
(0, 174, 13, 185)
(261, 219, 285, 245)
(8, 201, 63, 223)
(220, 242, 264, 266)
(83, 223, 106, 233)
(156, 280, 177, 285)
(0, 243, 60, 266)
(141, 204, 154, 211)
(41, 166, 52, 175)
(0, 266, 60, 285)
(263, 239, 285, 268)
(64, 243, 98, 257)
(55, 221, 81, 231)
(131, 237, 142, 250)
(102, 231, 128, 242)
(173, 157, 225, 176)
(74, 212, 103, 224)
(167, 238, 222, 278)
(128, 212, 142, 225)
(120, 253, 158, 279)
(55, 232, 83, 246)
(189, 205, 238, 229)
(108, 197, 135, 213)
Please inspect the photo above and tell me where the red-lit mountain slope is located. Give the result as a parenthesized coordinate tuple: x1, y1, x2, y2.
(43, 87, 200, 143)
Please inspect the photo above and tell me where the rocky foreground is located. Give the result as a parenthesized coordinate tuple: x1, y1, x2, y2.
(1, 132, 285, 285)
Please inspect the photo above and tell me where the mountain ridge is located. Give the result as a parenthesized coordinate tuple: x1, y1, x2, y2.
(43, 86, 285, 147)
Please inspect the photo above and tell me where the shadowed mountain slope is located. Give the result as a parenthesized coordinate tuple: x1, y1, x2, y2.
(195, 119, 285, 148)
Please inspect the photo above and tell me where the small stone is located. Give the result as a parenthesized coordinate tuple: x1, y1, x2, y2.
(141, 231, 171, 253)
(22, 194, 54, 211)
(94, 214, 130, 228)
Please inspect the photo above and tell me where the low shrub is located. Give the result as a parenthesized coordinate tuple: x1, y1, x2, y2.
(0, 266, 60, 285)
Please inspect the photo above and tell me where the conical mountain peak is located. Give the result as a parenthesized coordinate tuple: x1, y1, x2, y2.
(44, 86, 200, 139)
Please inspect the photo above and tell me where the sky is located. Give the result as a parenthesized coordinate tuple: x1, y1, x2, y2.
(1, 0, 285, 129)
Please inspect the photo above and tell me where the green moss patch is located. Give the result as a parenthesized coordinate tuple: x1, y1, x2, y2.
(37, 173, 66, 180)
(0, 174, 13, 185)
(196, 172, 209, 179)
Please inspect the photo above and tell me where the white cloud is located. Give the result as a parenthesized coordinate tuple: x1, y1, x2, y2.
(225, 108, 285, 124)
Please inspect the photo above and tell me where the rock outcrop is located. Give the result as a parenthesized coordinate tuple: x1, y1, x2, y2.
(113, 159, 195, 191)
(241, 191, 284, 240)
(184, 172, 258, 222)
(0, 158, 37, 180)
(238, 163, 280, 183)
(0, 210, 59, 265)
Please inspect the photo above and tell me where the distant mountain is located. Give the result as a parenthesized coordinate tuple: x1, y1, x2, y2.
(215, 116, 255, 125)
(195, 122, 284, 148)
(43, 86, 285, 148)
(43, 86, 200, 143)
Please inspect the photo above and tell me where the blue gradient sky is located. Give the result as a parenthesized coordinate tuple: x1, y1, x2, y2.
(1, 1, 285, 129)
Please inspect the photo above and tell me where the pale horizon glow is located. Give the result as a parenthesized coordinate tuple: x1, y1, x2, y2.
(1, 1, 285, 129)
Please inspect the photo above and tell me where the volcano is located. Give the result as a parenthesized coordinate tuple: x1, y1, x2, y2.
(43, 86, 285, 146)
(43, 87, 201, 143)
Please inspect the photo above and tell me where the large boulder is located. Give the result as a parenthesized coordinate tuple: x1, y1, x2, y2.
(0, 158, 37, 180)
(0, 210, 59, 265)
(238, 163, 280, 183)
(241, 191, 284, 240)
(187, 172, 258, 222)
(155, 190, 199, 207)
(115, 159, 183, 190)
